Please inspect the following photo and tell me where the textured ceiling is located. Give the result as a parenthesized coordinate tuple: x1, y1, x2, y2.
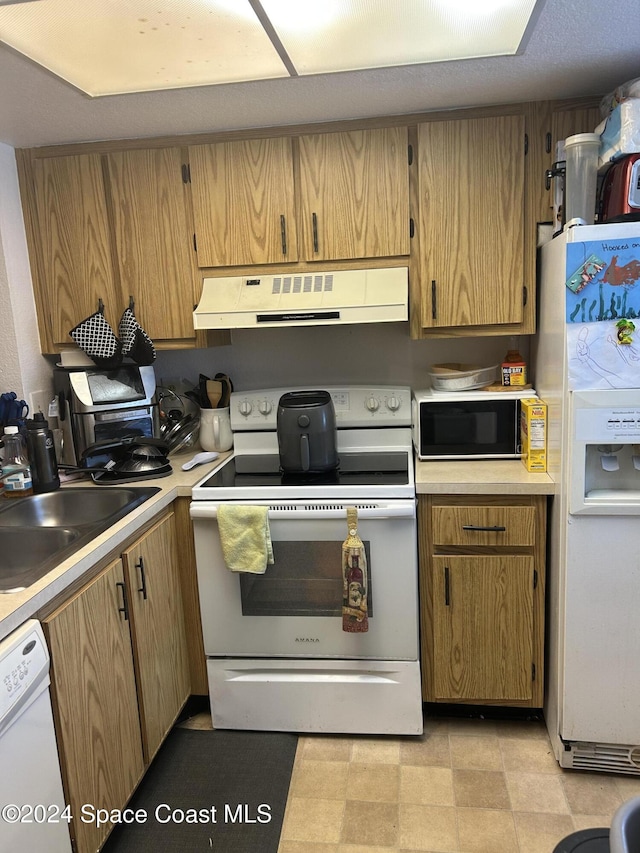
(1, 0, 638, 149)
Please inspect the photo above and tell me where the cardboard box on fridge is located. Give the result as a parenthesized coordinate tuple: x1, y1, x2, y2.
(520, 398, 547, 472)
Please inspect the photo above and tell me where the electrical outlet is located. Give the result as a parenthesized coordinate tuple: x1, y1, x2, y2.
(29, 390, 48, 417)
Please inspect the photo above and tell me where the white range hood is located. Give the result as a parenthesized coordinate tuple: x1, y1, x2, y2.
(193, 267, 408, 330)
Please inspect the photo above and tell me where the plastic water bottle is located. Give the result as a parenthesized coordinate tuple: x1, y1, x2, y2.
(25, 412, 60, 493)
(2, 425, 33, 498)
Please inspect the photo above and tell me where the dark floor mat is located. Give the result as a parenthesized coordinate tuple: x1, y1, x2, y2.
(102, 727, 298, 853)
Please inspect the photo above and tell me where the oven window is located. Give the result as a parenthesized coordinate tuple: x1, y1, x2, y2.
(239, 540, 373, 617)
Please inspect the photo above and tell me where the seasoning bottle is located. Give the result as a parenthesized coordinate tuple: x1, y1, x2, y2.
(501, 339, 527, 387)
(2, 425, 33, 498)
(25, 412, 60, 493)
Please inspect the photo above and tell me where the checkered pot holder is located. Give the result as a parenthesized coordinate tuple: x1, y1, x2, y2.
(118, 306, 156, 366)
(69, 307, 123, 368)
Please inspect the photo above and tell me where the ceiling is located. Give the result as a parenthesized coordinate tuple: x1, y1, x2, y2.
(0, 0, 638, 149)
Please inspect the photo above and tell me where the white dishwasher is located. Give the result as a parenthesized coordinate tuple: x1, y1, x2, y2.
(0, 619, 72, 852)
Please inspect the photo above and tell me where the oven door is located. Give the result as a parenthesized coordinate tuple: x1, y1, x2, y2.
(190, 499, 419, 660)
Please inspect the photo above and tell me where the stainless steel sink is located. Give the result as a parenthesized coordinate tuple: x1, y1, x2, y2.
(0, 486, 160, 593)
(0, 527, 82, 594)
(0, 487, 157, 527)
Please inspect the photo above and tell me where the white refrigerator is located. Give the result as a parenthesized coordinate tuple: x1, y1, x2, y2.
(536, 221, 640, 775)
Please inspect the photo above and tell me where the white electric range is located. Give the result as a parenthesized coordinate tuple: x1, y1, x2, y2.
(190, 385, 423, 735)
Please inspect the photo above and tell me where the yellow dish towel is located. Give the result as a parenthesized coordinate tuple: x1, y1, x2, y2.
(217, 505, 274, 574)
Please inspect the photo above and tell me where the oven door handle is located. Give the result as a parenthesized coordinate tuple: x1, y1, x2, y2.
(190, 502, 416, 520)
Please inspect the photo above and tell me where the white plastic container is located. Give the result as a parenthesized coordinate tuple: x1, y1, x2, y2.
(564, 133, 600, 227)
(597, 98, 640, 167)
(428, 363, 498, 392)
(2, 426, 33, 497)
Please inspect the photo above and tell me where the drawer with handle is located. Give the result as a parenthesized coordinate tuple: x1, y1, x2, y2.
(431, 505, 536, 547)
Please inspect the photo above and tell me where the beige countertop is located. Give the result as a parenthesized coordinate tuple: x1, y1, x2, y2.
(1, 451, 553, 642)
(0, 449, 232, 643)
(415, 458, 555, 495)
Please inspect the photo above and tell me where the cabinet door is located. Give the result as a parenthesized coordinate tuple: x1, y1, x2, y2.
(31, 153, 120, 347)
(189, 137, 298, 267)
(44, 559, 144, 853)
(298, 127, 409, 261)
(106, 147, 198, 342)
(431, 555, 534, 702)
(417, 114, 525, 328)
(123, 512, 190, 762)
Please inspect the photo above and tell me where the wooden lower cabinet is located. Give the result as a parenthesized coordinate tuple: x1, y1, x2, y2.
(43, 510, 190, 853)
(418, 495, 546, 707)
(44, 558, 144, 853)
(122, 512, 190, 762)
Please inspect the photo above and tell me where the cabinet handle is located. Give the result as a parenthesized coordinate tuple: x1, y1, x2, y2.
(116, 581, 129, 621)
(280, 214, 287, 255)
(136, 556, 148, 600)
(444, 566, 450, 606)
(431, 280, 437, 320)
(462, 524, 507, 532)
(312, 212, 319, 254)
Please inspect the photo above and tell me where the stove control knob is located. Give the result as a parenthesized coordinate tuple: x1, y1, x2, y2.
(259, 400, 272, 416)
(386, 395, 401, 412)
(238, 400, 253, 417)
(365, 395, 380, 412)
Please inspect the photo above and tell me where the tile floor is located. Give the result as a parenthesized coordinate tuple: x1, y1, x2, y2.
(180, 708, 640, 853)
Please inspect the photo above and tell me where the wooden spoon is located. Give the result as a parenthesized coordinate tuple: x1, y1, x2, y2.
(206, 379, 222, 409)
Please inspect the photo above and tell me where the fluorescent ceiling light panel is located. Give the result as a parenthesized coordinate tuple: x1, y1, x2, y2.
(0, 0, 540, 97)
(261, 0, 540, 75)
(0, 0, 288, 96)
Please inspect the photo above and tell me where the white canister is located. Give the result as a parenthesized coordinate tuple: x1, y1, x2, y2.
(199, 407, 233, 452)
(564, 132, 600, 227)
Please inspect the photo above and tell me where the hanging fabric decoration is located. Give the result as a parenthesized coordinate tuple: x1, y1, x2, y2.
(342, 506, 369, 633)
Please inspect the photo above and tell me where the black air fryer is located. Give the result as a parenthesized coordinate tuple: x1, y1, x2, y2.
(276, 390, 339, 474)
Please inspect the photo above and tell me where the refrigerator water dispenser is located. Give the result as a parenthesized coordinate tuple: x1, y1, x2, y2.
(570, 390, 640, 514)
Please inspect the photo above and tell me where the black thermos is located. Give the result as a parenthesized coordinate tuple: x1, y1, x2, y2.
(25, 412, 60, 493)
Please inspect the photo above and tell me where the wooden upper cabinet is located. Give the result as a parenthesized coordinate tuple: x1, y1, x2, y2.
(550, 104, 602, 160)
(416, 114, 525, 329)
(105, 147, 198, 342)
(298, 127, 410, 261)
(31, 153, 120, 347)
(188, 137, 298, 267)
(546, 102, 602, 225)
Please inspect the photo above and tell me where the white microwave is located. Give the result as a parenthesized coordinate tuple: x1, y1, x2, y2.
(411, 388, 532, 461)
